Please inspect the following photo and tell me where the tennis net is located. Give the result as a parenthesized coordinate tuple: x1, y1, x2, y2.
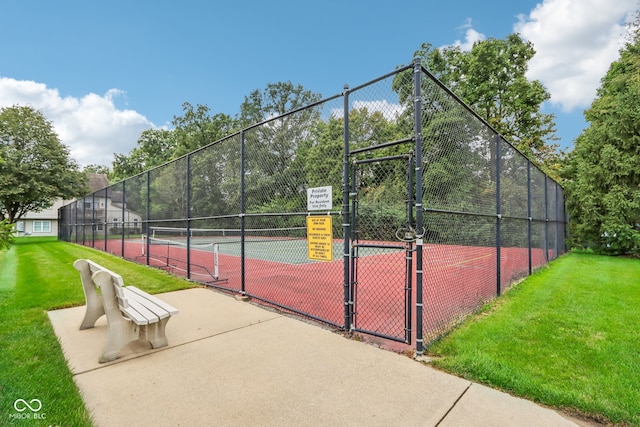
(148, 226, 307, 245)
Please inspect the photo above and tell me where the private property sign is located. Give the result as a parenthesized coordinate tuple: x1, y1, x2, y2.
(307, 186, 332, 211)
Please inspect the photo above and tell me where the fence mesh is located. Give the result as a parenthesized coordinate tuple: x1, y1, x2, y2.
(59, 62, 567, 351)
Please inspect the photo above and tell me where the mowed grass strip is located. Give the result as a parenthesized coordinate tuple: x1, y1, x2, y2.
(427, 252, 640, 425)
(0, 237, 196, 426)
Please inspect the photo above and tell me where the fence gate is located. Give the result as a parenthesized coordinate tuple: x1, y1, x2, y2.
(348, 144, 416, 344)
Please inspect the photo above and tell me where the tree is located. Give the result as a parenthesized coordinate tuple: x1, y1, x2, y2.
(172, 102, 236, 157)
(408, 34, 560, 171)
(110, 103, 237, 183)
(0, 105, 87, 223)
(238, 82, 323, 212)
(83, 164, 111, 176)
(238, 81, 322, 127)
(0, 218, 15, 250)
(110, 128, 177, 182)
(563, 17, 640, 255)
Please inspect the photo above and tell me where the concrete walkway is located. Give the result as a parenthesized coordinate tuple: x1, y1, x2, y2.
(48, 287, 582, 426)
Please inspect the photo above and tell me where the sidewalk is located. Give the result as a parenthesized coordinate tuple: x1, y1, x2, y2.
(48, 287, 582, 426)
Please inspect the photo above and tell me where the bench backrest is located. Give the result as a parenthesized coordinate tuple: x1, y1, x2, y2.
(74, 259, 129, 311)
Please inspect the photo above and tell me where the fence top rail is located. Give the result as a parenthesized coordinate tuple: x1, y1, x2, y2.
(345, 63, 413, 94)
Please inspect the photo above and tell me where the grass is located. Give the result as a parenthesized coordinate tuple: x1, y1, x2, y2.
(2, 239, 638, 425)
(0, 237, 196, 426)
(427, 251, 640, 425)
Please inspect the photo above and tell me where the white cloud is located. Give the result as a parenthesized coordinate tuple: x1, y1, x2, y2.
(451, 18, 487, 51)
(515, 0, 638, 112)
(0, 77, 154, 167)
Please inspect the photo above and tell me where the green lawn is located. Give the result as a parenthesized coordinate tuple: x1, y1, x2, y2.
(427, 251, 640, 425)
(2, 239, 638, 425)
(0, 237, 195, 427)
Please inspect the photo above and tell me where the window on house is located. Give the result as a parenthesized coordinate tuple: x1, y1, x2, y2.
(33, 221, 51, 233)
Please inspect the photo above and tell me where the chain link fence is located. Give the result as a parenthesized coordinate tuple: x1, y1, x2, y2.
(59, 61, 567, 352)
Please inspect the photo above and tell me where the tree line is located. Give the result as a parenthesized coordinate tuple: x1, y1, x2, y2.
(2, 26, 639, 254)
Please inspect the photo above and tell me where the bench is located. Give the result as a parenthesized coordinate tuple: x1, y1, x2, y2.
(73, 259, 179, 363)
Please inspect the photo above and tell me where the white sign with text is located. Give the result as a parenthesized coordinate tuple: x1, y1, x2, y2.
(307, 186, 332, 211)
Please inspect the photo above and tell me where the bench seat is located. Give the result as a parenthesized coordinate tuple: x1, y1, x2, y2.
(74, 259, 179, 363)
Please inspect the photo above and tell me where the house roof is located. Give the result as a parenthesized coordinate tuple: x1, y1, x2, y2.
(87, 173, 110, 192)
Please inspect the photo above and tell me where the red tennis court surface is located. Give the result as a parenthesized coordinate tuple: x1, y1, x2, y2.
(98, 239, 548, 349)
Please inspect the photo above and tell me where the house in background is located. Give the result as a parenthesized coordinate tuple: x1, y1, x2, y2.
(62, 173, 143, 240)
(15, 198, 72, 238)
(16, 173, 142, 239)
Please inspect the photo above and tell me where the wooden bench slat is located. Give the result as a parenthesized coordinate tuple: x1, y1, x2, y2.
(126, 286, 179, 316)
(121, 294, 160, 325)
(123, 288, 170, 321)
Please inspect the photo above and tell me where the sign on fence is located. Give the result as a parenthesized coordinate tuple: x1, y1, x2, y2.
(307, 186, 332, 211)
(307, 216, 333, 261)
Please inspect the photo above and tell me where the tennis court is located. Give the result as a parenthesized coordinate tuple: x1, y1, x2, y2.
(105, 232, 548, 346)
(120, 230, 408, 330)
(61, 62, 567, 353)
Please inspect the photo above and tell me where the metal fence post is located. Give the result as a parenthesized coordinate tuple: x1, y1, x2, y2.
(93, 192, 97, 248)
(80, 196, 85, 245)
(495, 135, 502, 297)
(240, 130, 246, 294)
(544, 175, 549, 263)
(146, 171, 151, 266)
(413, 58, 425, 354)
(186, 153, 191, 280)
(103, 187, 108, 251)
(74, 198, 78, 243)
(527, 161, 533, 275)
(342, 84, 352, 331)
(553, 182, 561, 258)
(121, 181, 126, 256)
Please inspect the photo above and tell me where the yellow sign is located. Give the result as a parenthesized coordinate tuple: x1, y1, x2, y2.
(307, 216, 333, 261)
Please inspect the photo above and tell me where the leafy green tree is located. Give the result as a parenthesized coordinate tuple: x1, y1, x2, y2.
(0, 105, 87, 223)
(172, 102, 237, 157)
(563, 19, 640, 255)
(83, 164, 111, 175)
(0, 218, 15, 250)
(238, 81, 322, 127)
(238, 82, 323, 213)
(111, 103, 235, 183)
(111, 128, 177, 182)
(408, 34, 559, 171)
(301, 115, 343, 191)
(148, 158, 189, 220)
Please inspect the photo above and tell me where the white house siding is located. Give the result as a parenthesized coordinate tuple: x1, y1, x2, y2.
(15, 199, 70, 238)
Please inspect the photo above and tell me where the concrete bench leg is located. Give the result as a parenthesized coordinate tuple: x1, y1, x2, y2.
(80, 298, 106, 330)
(144, 318, 171, 349)
(99, 317, 138, 363)
(74, 259, 106, 330)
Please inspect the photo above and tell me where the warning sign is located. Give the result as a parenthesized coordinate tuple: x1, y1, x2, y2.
(307, 216, 333, 261)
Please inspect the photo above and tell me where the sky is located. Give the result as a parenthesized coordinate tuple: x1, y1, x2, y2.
(0, 0, 637, 167)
